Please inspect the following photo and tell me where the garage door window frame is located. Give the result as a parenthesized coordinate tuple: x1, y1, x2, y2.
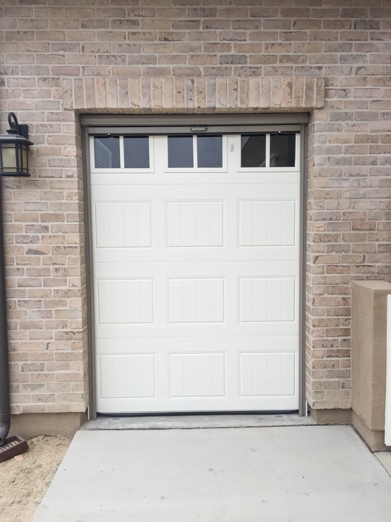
(81, 114, 309, 420)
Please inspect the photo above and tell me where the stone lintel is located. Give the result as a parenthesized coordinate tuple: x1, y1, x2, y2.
(62, 76, 325, 113)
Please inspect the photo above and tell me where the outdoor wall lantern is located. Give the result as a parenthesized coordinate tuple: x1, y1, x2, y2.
(0, 113, 33, 177)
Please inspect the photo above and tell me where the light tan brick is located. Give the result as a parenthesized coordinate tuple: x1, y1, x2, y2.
(2, 3, 390, 417)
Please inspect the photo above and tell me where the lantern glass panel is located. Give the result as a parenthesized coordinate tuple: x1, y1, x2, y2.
(2, 143, 17, 173)
(18, 145, 22, 171)
(21, 144, 28, 173)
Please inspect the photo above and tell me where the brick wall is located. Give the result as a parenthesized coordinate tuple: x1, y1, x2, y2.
(1, 0, 390, 414)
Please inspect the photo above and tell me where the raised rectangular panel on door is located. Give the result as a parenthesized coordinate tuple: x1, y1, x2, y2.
(98, 279, 153, 324)
(100, 354, 155, 398)
(167, 201, 224, 248)
(239, 201, 295, 247)
(170, 353, 225, 398)
(89, 131, 301, 413)
(95, 202, 152, 248)
(239, 278, 296, 323)
(168, 278, 224, 324)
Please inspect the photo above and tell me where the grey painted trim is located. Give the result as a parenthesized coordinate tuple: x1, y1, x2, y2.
(81, 113, 309, 127)
(299, 123, 308, 417)
(0, 180, 11, 445)
(82, 125, 97, 421)
(87, 124, 301, 136)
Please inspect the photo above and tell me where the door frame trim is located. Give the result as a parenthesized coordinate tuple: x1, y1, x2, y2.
(81, 114, 309, 420)
(82, 125, 98, 420)
(81, 113, 309, 127)
(299, 123, 308, 417)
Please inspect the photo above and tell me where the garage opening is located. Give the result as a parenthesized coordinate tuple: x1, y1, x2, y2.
(82, 115, 306, 416)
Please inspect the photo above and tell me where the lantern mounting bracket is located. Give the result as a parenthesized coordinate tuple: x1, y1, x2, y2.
(0, 112, 33, 178)
(7, 113, 29, 140)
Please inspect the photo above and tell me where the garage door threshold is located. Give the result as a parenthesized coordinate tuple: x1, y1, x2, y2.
(82, 413, 315, 431)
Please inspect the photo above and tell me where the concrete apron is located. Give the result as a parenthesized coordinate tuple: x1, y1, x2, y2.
(33, 426, 391, 522)
(81, 412, 316, 430)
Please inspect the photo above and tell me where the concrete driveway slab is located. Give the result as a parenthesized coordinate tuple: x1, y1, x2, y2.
(33, 426, 391, 522)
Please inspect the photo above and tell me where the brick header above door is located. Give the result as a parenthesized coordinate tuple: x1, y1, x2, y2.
(62, 76, 325, 114)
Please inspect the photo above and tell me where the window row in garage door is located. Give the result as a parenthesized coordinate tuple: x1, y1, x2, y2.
(93, 133, 297, 170)
(89, 131, 301, 414)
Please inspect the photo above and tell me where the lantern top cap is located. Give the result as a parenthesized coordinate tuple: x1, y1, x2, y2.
(1, 113, 33, 146)
(0, 133, 33, 146)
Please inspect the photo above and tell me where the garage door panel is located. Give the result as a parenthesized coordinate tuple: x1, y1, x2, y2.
(95, 319, 299, 338)
(90, 172, 301, 187)
(92, 248, 300, 264)
(95, 336, 299, 354)
(91, 131, 301, 413)
(97, 350, 298, 412)
(91, 183, 300, 201)
(93, 261, 299, 278)
(96, 396, 299, 414)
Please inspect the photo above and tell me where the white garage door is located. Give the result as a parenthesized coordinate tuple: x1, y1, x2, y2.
(89, 129, 301, 414)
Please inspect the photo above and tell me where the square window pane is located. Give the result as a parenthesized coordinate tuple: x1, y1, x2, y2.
(270, 133, 296, 167)
(168, 136, 193, 168)
(197, 135, 222, 168)
(124, 137, 149, 168)
(94, 137, 120, 169)
(241, 135, 266, 168)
